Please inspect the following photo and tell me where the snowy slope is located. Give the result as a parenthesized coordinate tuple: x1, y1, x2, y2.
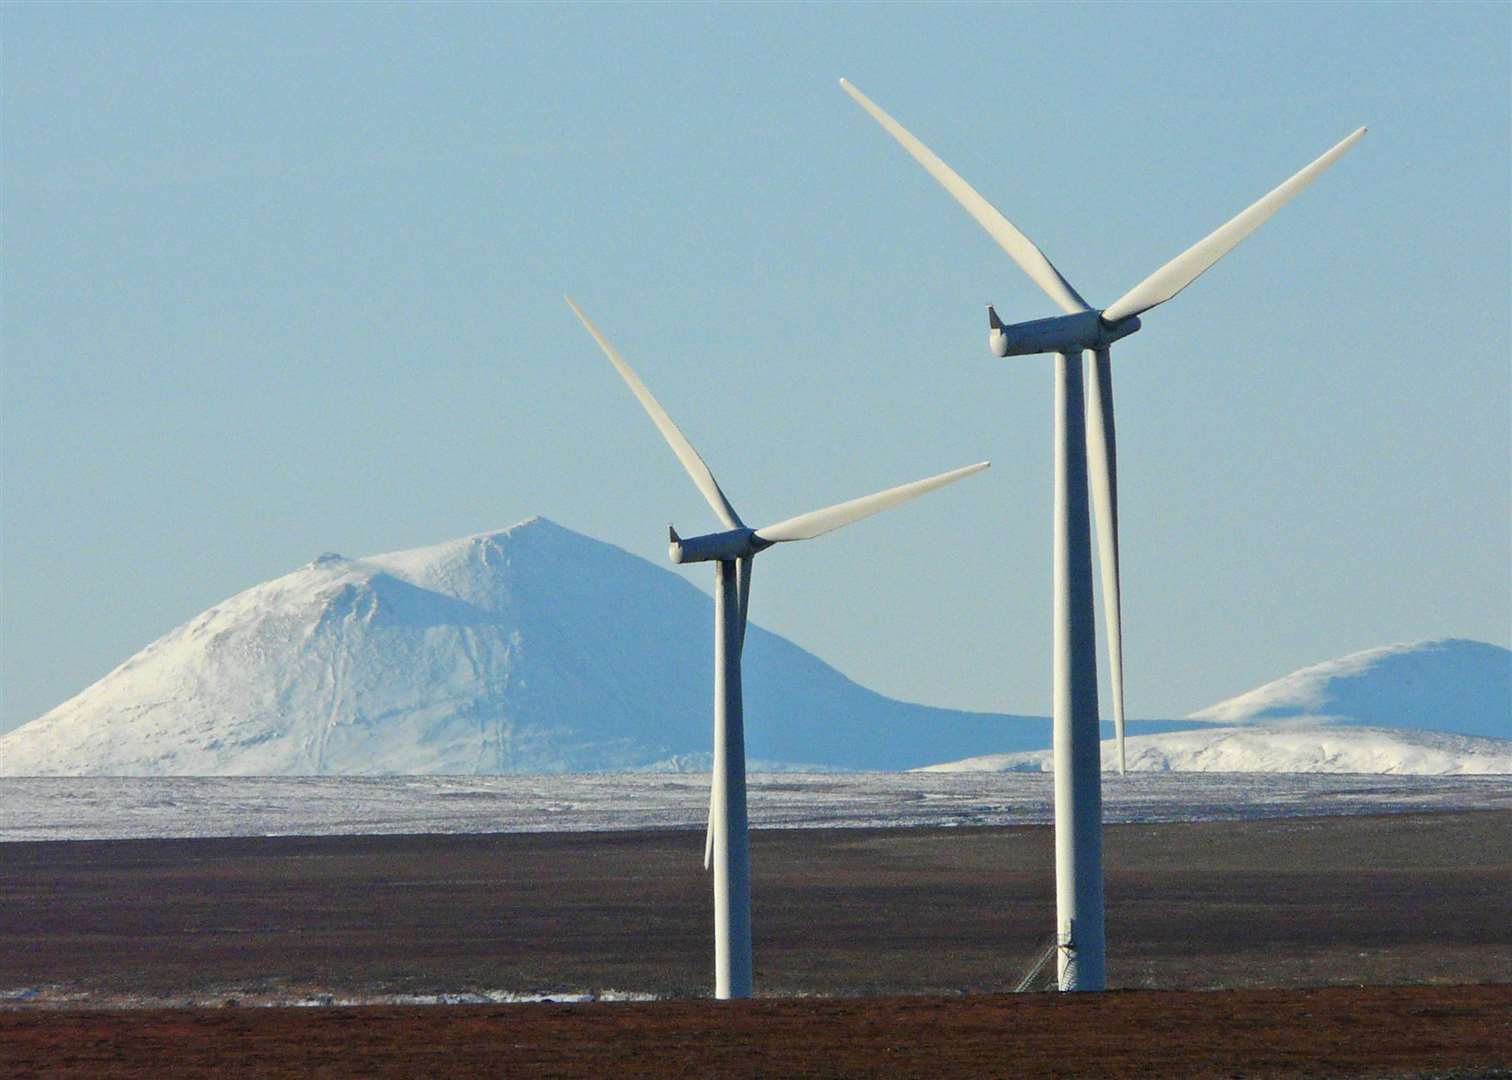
(918, 725, 1512, 775)
(6, 520, 1506, 778)
(922, 639, 1511, 775)
(0, 518, 1048, 775)
(1189, 639, 1510, 738)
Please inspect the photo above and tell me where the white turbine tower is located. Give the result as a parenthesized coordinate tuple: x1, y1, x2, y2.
(840, 78, 1363, 991)
(567, 297, 989, 999)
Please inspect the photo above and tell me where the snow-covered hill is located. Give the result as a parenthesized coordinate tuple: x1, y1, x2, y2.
(921, 640, 1510, 775)
(918, 725, 1512, 776)
(1189, 639, 1509, 738)
(0, 518, 1048, 775)
(4, 520, 1506, 777)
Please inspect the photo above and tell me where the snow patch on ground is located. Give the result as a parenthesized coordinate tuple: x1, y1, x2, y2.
(919, 725, 1512, 774)
(2, 772, 1509, 843)
(0, 985, 660, 1010)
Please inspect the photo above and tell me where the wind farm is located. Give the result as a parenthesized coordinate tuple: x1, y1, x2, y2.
(3, 5, 1509, 1079)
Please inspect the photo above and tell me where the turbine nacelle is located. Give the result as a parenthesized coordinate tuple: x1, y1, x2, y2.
(668, 525, 772, 564)
(988, 306, 1140, 358)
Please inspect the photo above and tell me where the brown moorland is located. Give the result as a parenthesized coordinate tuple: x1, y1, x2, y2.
(2, 985, 1510, 1079)
(2, 810, 1506, 999)
(2, 810, 1509, 1077)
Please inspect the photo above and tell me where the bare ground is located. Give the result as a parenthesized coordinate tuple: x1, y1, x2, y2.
(3, 985, 1510, 1079)
(1, 810, 1509, 1077)
(2, 810, 1506, 999)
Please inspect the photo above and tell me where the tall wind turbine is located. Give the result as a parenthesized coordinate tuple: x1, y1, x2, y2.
(566, 296, 988, 999)
(840, 78, 1363, 991)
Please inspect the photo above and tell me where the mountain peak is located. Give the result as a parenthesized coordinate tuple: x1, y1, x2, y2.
(356, 514, 580, 589)
(451, 515, 562, 543)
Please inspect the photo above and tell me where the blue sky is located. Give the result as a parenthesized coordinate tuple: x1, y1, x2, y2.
(3, 2, 1509, 735)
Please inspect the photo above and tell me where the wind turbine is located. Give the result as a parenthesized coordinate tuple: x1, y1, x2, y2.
(840, 78, 1363, 991)
(566, 296, 988, 999)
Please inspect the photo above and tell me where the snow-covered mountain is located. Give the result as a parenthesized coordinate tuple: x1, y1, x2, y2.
(0, 518, 1054, 776)
(918, 725, 1512, 776)
(1189, 639, 1509, 739)
(921, 639, 1510, 775)
(4, 519, 1506, 777)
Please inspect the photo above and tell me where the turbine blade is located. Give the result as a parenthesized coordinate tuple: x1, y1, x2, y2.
(839, 79, 1089, 316)
(703, 782, 716, 870)
(565, 297, 744, 530)
(1085, 349, 1125, 775)
(1101, 126, 1367, 322)
(754, 461, 989, 544)
(736, 557, 753, 655)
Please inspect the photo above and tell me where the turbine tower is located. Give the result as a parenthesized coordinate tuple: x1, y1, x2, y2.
(567, 296, 988, 999)
(840, 78, 1363, 991)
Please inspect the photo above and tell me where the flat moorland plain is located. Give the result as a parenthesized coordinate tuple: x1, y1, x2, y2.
(2, 810, 1507, 1000)
(2, 811, 1509, 1078)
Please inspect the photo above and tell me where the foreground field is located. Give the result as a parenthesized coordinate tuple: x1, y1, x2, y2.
(3, 811, 1507, 1000)
(4, 985, 1510, 1079)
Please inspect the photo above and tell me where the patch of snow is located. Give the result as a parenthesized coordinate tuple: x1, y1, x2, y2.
(919, 725, 1512, 775)
(1, 772, 1508, 843)
(0, 984, 662, 1010)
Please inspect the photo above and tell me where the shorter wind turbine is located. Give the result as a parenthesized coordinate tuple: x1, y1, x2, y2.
(567, 296, 988, 1000)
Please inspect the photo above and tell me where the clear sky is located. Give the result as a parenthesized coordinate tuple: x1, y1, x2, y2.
(3, 2, 1509, 736)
